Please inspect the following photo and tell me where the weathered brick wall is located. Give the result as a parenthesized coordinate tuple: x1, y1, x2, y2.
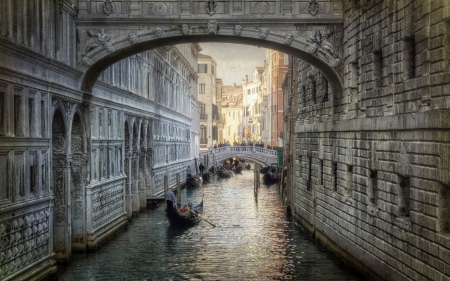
(293, 0, 450, 280)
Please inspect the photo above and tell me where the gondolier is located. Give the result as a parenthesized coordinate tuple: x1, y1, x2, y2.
(166, 188, 176, 214)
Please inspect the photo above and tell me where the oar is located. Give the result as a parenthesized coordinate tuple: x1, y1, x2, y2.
(189, 210, 216, 227)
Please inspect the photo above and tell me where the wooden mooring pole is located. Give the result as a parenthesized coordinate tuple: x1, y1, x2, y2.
(254, 163, 260, 193)
(164, 174, 168, 210)
(176, 173, 181, 208)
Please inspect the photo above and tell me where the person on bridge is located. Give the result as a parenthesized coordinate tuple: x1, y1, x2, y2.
(166, 188, 176, 214)
(199, 163, 205, 174)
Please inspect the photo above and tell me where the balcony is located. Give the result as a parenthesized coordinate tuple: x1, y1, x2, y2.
(200, 114, 208, 120)
(213, 114, 220, 121)
(200, 138, 208, 144)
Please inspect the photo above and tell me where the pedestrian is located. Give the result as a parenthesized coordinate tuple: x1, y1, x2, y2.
(186, 165, 192, 178)
(199, 163, 205, 175)
(166, 188, 176, 214)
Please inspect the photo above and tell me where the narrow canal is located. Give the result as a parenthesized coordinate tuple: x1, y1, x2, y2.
(56, 170, 364, 281)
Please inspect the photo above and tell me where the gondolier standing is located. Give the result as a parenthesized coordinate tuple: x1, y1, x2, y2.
(186, 165, 192, 178)
(166, 188, 176, 214)
(199, 163, 205, 174)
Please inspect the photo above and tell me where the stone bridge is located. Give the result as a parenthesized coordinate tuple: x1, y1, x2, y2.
(199, 146, 278, 170)
(76, 0, 345, 97)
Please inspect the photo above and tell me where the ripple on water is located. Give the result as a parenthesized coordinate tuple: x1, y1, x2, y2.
(56, 170, 364, 281)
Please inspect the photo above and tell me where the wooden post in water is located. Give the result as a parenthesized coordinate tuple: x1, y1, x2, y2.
(164, 174, 168, 210)
(254, 163, 260, 193)
(176, 173, 181, 208)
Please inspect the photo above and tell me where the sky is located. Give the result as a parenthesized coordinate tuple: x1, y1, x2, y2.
(198, 43, 266, 86)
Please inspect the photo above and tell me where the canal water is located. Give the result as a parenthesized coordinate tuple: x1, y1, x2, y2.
(56, 170, 364, 281)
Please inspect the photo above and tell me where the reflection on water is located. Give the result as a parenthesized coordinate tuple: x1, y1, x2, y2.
(56, 171, 363, 281)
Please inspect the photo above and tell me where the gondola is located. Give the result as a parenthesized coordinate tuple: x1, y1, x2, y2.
(202, 172, 211, 182)
(217, 168, 233, 179)
(166, 201, 203, 227)
(243, 163, 252, 170)
(260, 165, 270, 173)
(233, 165, 243, 174)
(186, 174, 203, 187)
(262, 171, 279, 185)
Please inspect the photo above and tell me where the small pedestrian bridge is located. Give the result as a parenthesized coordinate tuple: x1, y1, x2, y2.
(199, 146, 278, 170)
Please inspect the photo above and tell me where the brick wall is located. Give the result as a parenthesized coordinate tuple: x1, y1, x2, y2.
(292, 0, 450, 280)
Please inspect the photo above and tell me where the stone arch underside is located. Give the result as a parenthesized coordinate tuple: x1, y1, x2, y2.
(78, 27, 344, 97)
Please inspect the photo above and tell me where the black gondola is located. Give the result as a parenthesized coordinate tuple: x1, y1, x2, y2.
(260, 165, 270, 173)
(262, 171, 279, 185)
(166, 202, 203, 227)
(186, 174, 203, 187)
(217, 169, 232, 179)
(233, 165, 243, 174)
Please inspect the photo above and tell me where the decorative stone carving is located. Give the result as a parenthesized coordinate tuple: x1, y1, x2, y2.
(284, 33, 294, 45)
(307, 0, 319, 16)
(206, 21, 218, 35)
(153, 2, 167, 14)
(234, 25, 243, 36)
(205, 0, 218, 16)
(259, 28, 269, 39)
(181, 24, 190, 35)
(154, 27, 165, 38)
(103, 0, 116, 16)
(306, 29, 341, 67)
(83, 29, 114, 60)
(128, 33, 139, 44)
(0, 209, 51, 279)
(256, 2, 270, 14)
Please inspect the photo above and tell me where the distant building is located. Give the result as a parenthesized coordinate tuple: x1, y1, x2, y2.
(221, 83, 243, 144)
(198, 53, 221, 149)
(241, 67, 264, 143)
(266, 50, 288, 147)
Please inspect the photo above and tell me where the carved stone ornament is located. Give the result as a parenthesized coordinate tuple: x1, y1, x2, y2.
(206, 21, 218, 35)
(306, 29, 341, 67)
(84, 29, 114, 54)
(128, 33, 139, 44)
(181, 24, 190, 35)
(205, 0, 218, 16)
(82, 56, 94, 66)
(284, 33, 294, 45)
(154, 27, 165, 38)
(259, 28, 269, 39)
(256, 2, 270, 14)
(234, 25, 243, 36)
(103, 0, 116, 16)
(307, 0, 319, 16)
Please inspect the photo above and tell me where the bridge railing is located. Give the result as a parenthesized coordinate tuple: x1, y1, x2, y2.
(200, 146, 277, 157)
(199, 146, 278, 169)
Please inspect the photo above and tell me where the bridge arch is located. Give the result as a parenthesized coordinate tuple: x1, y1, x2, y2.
(79, 25, 343, 97)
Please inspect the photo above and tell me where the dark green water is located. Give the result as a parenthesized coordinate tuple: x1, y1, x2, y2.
(56, 170, 364, 281)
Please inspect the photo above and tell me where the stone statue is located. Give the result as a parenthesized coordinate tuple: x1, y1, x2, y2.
(206, 21, 218, 35)
(306, 29, 340, 67)
(259, 28, 269, 39)
(234, 25, 243, 36)
(181, 24, 190, 35)
(284, 33, 294, 45)
(128, 33, 139, 44)
(154, 27, 165, 38)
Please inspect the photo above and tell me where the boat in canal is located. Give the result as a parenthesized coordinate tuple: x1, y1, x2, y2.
(166, 201, 203, 227)
(262, 164, 279, 185)
(217, 168, 233, 179)
(186, 174, 203, 187)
